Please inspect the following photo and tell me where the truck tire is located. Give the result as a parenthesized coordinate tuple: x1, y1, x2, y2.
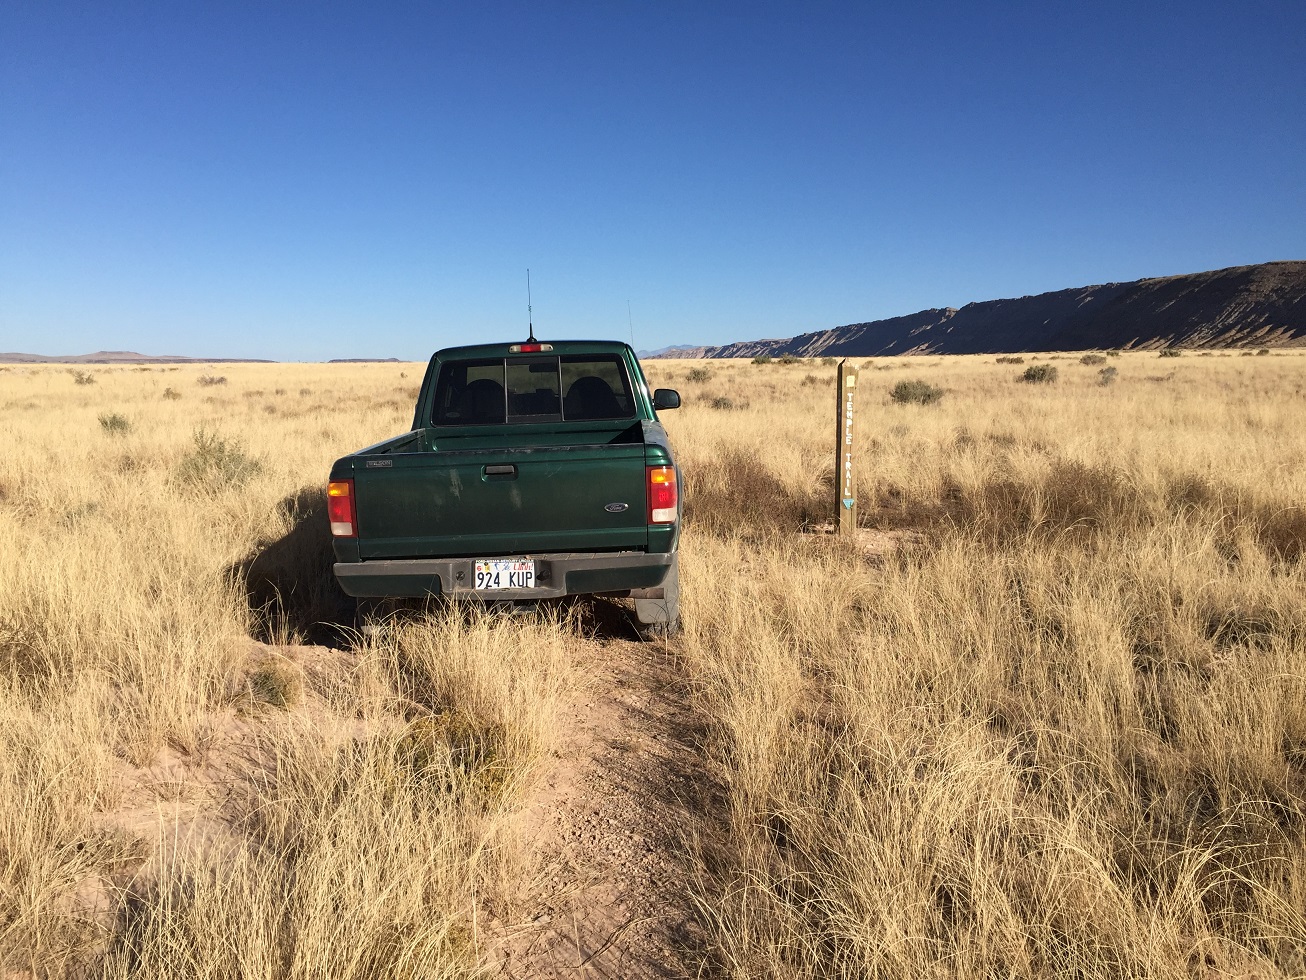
(354, 597, 399, 638)
(635, 555, 680, 638)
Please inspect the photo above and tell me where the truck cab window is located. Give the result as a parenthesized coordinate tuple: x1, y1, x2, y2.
(433, 360, 504, 425)
(506, 358, 562, 421)
(432, 354, 636, 425)
(561, 355, 635, 420)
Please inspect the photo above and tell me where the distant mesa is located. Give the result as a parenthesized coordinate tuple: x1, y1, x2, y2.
(0, 351, 403, 364)
(0, 350, 273, 364)
(648, 261, 1306, 358)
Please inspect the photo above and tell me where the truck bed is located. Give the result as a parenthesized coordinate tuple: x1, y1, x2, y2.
(349, 424, 652, 558)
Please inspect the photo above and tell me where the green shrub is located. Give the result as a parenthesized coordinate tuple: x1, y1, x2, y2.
(820, 357, 837, 366)
(1257, 348, 1271, 356)
(1019, 364, 1058, 384)
(98, 412, 132, 435)
(197, 374, 228, 386)
(1098, 366, 1118, 386)
(162, 387, 182, 400)
(995, 356, 1024, 365)
(71, 370, 96, 385)
(1106, 349, 1121, 357)
(686, 367, 712, 383)
(1080, 353, 1106, 366)
(709, 396, 736, 410)
(750, 355, 772, 365)
(800, 374, 827, 387)
(1158, 349, 1182, 358)
(777, 354, 802, 365)
(890, 379, 944, 405)
(175, 428, 262, 491)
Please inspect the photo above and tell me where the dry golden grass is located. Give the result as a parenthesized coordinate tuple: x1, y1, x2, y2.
(2, 351, 1305, 977)
(654, 351, 1306, 978)
(0, 363, 571, 977)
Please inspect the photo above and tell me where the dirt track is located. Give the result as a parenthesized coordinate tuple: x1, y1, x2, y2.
(490, 629, 713, 978)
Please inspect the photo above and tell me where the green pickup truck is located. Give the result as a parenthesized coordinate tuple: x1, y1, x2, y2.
(327, 340, 682, 634)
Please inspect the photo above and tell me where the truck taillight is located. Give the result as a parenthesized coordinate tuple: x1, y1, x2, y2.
(327, 480, 356, 537)
(647, 466, 677, 524)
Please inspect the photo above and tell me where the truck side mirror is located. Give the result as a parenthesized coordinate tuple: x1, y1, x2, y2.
(653, 388, 681, 410)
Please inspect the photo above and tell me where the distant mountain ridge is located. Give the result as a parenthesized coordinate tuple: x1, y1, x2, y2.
(635, 344, 701, 359)
(654, 261, 1306, 358)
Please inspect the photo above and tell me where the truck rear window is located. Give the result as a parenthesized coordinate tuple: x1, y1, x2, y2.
(432, 355, 637, 425)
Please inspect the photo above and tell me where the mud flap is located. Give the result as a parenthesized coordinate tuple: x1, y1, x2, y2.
(634, 555, 679, 627)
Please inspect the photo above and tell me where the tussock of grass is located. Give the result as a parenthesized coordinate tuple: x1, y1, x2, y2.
(1019, 363, 1058, 384)
(241, 654, 304, 709)
(99, 412, 132, 434)
(683, 447, 821, 537)
(175, 428, 263, 491)
(889, 379, 944, 405)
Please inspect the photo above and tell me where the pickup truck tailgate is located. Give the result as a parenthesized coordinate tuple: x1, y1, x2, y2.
(353, 442, 648, 558)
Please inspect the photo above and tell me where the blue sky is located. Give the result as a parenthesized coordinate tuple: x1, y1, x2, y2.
(2, 2, 1303, 360)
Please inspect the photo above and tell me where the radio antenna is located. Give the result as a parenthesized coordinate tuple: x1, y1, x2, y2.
(526, 269, 536, 342)
(627, 300, 634, 347)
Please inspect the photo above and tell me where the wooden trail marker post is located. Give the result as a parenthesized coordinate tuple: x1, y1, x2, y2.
(835, 359, 859, 535)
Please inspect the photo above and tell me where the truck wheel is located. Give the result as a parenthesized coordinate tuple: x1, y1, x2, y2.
(635, 556, 680, 639)
(354, 598, 396, 638)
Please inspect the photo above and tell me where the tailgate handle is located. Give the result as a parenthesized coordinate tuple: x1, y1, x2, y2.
(483, 464, 517, 478)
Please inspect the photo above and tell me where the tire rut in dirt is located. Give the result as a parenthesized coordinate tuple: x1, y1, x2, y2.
(490, 634, 716, 979)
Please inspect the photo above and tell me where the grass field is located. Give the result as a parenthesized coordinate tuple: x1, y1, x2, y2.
(1, 350, 1304, 977)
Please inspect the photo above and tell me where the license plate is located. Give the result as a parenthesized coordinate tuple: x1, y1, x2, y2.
(474, 559, 535, 590)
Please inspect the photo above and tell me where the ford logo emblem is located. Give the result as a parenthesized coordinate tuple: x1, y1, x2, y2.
(604, 502, 629, 513)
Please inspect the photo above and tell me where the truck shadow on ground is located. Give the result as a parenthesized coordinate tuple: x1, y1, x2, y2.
(559, 595, 646, 642)
(225, 487, 357, 647)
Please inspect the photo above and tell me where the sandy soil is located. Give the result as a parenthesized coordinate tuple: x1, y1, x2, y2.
(76, 625, 717, 977)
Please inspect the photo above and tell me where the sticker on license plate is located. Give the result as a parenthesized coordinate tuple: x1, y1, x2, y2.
(474, 559, 535, 590)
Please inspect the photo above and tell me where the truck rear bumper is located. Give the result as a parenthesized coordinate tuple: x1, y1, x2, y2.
(333, 550, 674, 600)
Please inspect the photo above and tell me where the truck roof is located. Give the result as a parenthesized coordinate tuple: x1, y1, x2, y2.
(430, 340, 635, 360)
